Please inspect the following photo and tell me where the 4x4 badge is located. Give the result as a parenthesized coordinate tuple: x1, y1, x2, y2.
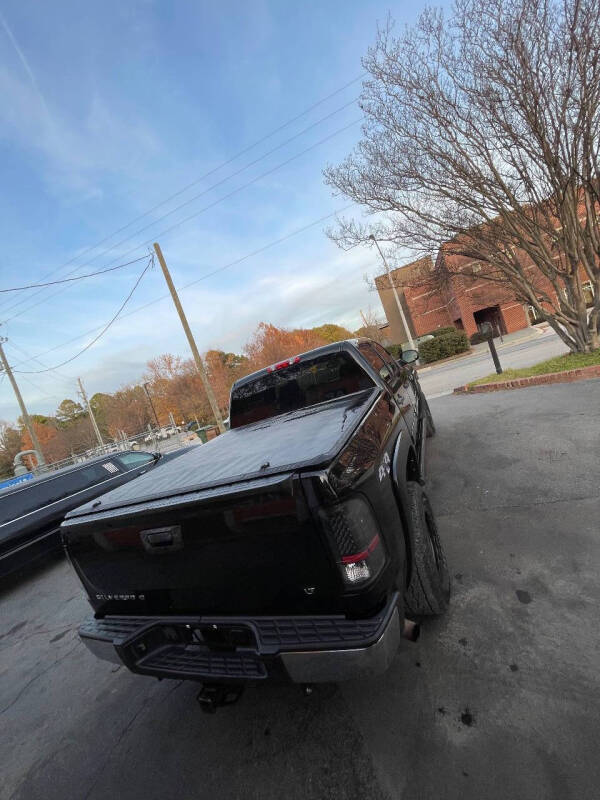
(378, 451, 391, 482)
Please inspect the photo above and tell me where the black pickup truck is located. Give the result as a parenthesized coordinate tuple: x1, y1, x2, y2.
(63, 339, 449, 709)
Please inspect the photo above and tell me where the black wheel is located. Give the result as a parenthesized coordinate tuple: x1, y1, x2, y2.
(423, 397, 435, 438)
(403, 482, 450, 616)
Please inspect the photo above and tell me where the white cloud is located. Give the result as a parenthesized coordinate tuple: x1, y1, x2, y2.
(1, 241, 388, 420)
(0, 67, 162, 197)
(0, 10, 49, 114)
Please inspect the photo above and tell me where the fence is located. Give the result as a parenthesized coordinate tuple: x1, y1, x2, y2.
(31, 425, 201, 476)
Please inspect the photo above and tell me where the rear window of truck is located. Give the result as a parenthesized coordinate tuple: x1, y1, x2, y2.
(230, 350, 374, 428)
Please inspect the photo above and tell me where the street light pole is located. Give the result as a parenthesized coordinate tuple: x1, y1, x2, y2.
(77, 377, 104, 447)
(143, 382, 160, 428)
(369, 235, 415, 350)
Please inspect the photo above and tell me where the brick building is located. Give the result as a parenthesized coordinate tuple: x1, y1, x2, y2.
(376, 246, 595, 343)
(374, 257, 434, 343)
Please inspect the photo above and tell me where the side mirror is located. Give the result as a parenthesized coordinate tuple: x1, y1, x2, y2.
(400, 349, 419, 364)
(152, 452, 162, 462)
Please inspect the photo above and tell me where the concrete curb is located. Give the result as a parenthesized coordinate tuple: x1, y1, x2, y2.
(454, 364, 600, 394)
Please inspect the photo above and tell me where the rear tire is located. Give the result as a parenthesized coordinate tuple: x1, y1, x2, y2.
(403, 482, 450, 616)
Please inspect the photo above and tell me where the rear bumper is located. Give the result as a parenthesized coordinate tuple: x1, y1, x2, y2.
(281, 608, 400, 682)
(79, 594, 401, 683)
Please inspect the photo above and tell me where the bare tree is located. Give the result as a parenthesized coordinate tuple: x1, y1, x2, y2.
(355, 307, 387, 343)
(325, 0, 600, 352)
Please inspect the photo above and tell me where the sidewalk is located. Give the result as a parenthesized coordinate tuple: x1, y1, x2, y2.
(470, 323, 550, 355)
(416, 324, 554, 373)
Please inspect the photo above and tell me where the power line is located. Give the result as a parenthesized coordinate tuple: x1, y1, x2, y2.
(5, 340, 74, 383)
(175, 206, 359, 293)
(137, 119, 361, 246)
(15, 373, 67, 403)
(3, 114, 362, 325)
(0, 254, 149, 293)
(75, 100, 359, 269)
(3, 257, 380, 414)
(0, 76, 364, 317)
(9, 205, 355, 370)
(15, 257, 153, 374)
(10, 257, 377, 390)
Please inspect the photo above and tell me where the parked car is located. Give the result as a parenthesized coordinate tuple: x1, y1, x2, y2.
(0, 450, 161, 578)
(62, 339, 449, 711)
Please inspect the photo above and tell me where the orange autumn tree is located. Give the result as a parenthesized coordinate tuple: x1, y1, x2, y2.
(102, 386, 154, 437)
(204, 350, 249, 414)
(20, 417, 67, 465)
(144, 354, 206, 425)
(244, 323, 328, 372)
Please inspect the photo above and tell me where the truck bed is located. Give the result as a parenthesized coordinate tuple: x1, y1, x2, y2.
(65, 388, 377, 523)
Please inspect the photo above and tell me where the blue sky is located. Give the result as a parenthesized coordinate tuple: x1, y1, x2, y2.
(0, 0, 432, 422)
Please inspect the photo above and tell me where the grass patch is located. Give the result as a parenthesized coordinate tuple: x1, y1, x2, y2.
(468, 349, 600, 386)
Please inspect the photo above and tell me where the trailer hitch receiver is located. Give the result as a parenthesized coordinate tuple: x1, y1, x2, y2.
(196, 683, 244, 713)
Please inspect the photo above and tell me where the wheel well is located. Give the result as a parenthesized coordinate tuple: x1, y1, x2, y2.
(401, 448, 420, 586)
(390, 441, 419, 589)
(406, 446, 419, 483)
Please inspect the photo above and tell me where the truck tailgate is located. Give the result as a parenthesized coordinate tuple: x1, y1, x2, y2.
(62, 473, 341, 617)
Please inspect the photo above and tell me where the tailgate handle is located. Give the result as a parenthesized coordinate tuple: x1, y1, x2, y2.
(140, 526, 183, 553)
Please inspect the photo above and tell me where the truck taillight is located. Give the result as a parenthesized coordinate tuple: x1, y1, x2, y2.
(267, 356, 301, 372)
(319, 496, 386, 586)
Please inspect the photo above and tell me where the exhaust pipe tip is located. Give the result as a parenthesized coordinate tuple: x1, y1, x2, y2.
(402, 618, 421, 643)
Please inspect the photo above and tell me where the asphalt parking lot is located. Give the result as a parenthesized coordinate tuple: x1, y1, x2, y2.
(2, 380, 600, 800)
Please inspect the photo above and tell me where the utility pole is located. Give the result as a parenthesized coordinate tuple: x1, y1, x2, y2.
(153, 242, 225, 433)
(0, 336, 46, 465)
(143, 382, 160, 428)
(77, 377, 104, 447)
(369, 235, 415, 350)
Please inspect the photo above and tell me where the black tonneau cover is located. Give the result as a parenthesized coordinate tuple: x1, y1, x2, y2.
(65, 388, 378, 523)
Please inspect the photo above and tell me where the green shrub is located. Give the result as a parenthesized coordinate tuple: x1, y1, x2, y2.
(419, 330, 470, 363)
(387, 344, 403, 360)
(424, 326, 457, 338)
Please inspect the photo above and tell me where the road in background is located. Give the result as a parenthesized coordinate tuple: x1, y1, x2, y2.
(419, 327, 568, 398)
(2, 381, 599, 800)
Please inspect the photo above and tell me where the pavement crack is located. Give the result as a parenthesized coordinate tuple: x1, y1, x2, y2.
(0, 640, 82, 715)
(0, 625, 74, 650)
(82, 685, 175, 800)
(438, 492, 600, 516)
